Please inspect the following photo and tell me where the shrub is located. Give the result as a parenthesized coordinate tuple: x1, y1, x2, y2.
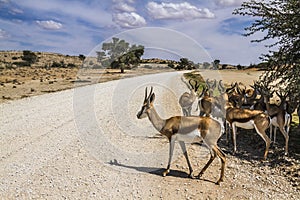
(13, 61, 31, 67)
(67, 63, 76, 68)
(167, 63, 175, 68)
(222, 64, 228, 69)
(22, 50, 37, 65)
(51, 61, 64, 68)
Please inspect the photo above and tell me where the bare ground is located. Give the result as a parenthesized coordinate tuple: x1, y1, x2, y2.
(0, 66, 172, 103)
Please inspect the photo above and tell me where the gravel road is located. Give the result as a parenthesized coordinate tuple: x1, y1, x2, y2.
(1, 71, 299, 199)
(0, 71, 190, 199)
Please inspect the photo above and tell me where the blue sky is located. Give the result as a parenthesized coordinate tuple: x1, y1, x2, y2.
(0, 0, 268, 65)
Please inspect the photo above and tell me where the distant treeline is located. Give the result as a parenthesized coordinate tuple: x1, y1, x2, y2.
(0, 50, 268, 71)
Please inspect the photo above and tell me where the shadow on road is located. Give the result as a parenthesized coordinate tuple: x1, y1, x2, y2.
(107, 159, 216, 184)
(108, 159, 189, 178)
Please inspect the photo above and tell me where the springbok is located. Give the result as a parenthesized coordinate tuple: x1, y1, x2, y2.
(197, 79, 223, 117)
(286, 95, 299, 128)
(137, 87, 226, 185)
(179, 80, 200, 116)
(198, 80, 235, 118)
(250, 88, 266, 111)
(197, 80, 235, 144)
(262, 90, 290, 155)
(244, 82, 259, 108)
(206, 79, 217, 97)
(198, 85, 214, 117)
(227, 82, 246, 108)
(225, 102, 271, 160)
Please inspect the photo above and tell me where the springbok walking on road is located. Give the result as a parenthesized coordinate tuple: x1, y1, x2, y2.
(137, 87, 226, 185)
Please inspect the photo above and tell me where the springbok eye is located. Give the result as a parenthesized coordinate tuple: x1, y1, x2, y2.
(143, 104, 149, 110)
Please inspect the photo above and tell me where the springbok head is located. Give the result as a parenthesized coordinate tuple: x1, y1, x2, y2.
(205, 79, 217, 96)
(188, 79, 200, 94)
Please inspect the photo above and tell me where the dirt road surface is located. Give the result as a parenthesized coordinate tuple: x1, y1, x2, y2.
(0, 70, 299, 199)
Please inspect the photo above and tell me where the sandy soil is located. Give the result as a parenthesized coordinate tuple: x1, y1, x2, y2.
(0, 68, 299, 199)
(197, 68, 263, 86)
(0, 66, 172, 103)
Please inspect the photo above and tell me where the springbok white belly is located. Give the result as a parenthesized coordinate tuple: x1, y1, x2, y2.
(174, 129, 200, 142)
(233, 120, 255, 129)
(271, 117, 279, 127)
(271, 113, 290, 127)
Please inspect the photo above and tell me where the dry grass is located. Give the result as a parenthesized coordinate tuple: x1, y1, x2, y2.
(0, 65, 174, 103)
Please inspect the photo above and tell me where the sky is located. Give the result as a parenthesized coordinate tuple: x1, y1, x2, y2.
(0, 0, 270, 65)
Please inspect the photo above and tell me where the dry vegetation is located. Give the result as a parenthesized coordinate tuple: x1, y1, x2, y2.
(0, 51, 80, 102)
(0, 51, 174, 103)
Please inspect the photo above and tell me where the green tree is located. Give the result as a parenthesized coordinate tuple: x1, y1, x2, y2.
(177, 58, 193, 70)
(234, 0, 300, 100)
(202, 62, 211, 69)
(79, 54, 86, 61)
(96, 37, 144, 73)
(213, 59, 220, 69)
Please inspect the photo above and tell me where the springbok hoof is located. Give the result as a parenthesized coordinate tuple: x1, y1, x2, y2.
(162, 169, 170, 177)
(197, 172, 204, 179)
(216, 179, 223, 185)
(260, 157, 267, 162)
(188, 173, 194, 179)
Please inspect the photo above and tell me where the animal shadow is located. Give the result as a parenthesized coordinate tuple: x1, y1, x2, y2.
(108, 159, 189, 179)
(108, 159, 216, 184)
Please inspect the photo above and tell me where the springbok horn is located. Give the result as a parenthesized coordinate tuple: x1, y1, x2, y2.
(149, 86, 153, 97)
(218, 80, 225, 92)
(189, 79, 194, 90)
(237, 84, 243, 94)
(144, 87, 148, 102)
(198, 85, 205, 98)
(212, 79, 217, 89)
(195, 80, 200, 91)
(206, 79, 210, 90)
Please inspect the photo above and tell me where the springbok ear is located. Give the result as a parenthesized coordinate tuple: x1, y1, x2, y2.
(150, 93, 155, 103)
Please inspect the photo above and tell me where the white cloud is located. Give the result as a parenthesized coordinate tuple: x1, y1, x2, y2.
(147, 2, 215, 20)
(36, 20, 63, 30)
(0, 29, 9, 39)
(16, 1, 113, 27)
(10, 8, 23, 14)
(215, 0, 243, 7)
(113, 2, 135, 12)
(112, 12, 146, 28)
(112, 0, 145, 28)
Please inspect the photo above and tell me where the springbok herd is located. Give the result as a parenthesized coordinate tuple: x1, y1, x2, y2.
(137, 78, 300, 185)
